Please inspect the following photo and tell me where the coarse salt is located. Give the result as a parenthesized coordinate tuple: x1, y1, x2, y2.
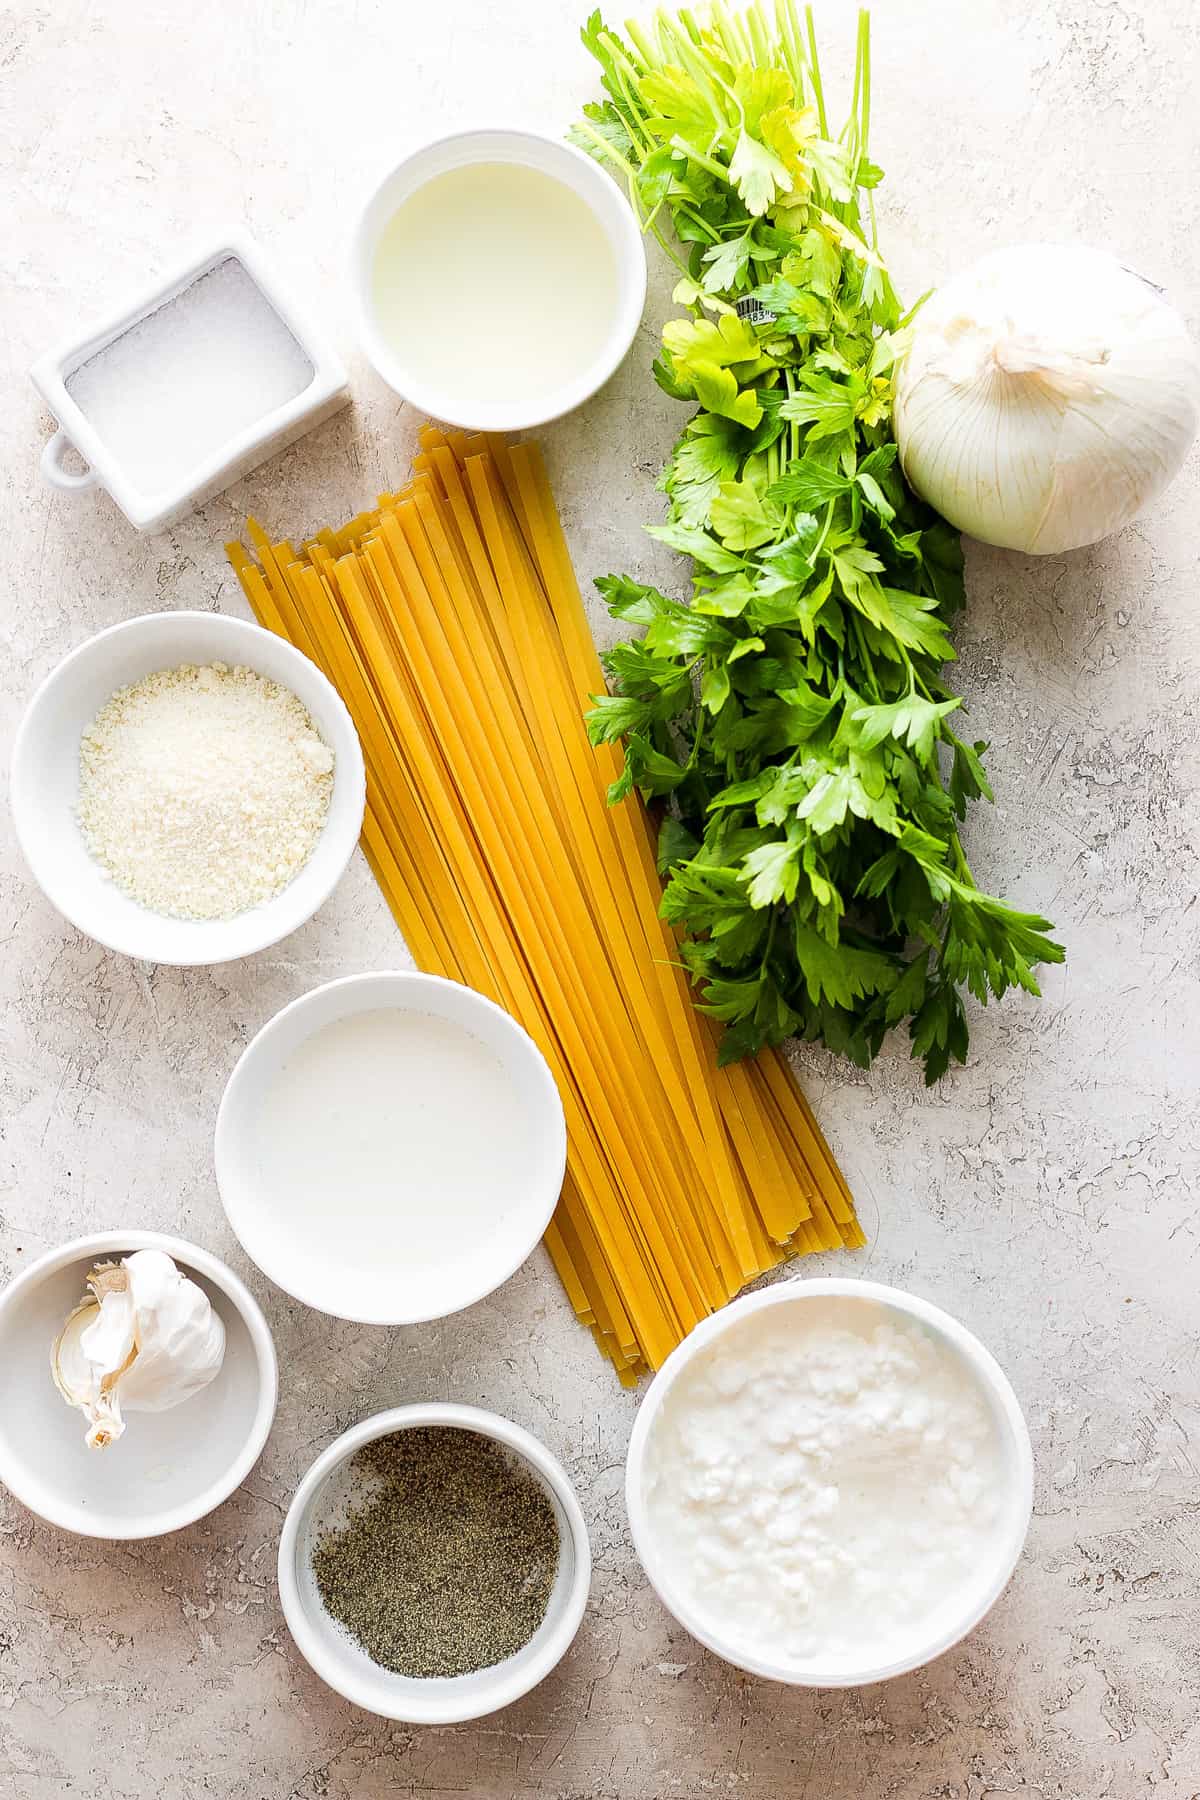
(77, 661, 333, 920)
(64, 257, 314, 498)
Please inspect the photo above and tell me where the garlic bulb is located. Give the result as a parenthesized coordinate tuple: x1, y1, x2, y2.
(51, 1250, 225, 1450)
(893, 244, 1200, 554)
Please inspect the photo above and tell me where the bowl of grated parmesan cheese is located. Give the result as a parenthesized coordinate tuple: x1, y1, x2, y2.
(11, 610, 365, 964)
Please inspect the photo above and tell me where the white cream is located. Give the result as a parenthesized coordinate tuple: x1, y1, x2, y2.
(248, 1008, 537, 1302)
(641, 1297, 1010, 1675)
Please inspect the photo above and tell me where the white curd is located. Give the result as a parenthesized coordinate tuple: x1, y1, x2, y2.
(640, 1296, 1009, 1676)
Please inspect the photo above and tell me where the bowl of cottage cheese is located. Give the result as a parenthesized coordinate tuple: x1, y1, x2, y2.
(625, 1278, 1033, 1686)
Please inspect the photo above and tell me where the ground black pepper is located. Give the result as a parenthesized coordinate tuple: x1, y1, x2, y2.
(311, 1427, 561, 1678)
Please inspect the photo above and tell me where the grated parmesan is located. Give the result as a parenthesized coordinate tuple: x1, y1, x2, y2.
(77, 661, 334, 920)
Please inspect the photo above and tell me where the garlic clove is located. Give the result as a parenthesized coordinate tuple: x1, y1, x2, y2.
(86, 1260, 129, 1301)
(50, 1298, 101, 1408)
(78, 1286, 137, 1384)
(50, 1295, 130, 1449)
(83, 1392, 126, 1451)
(115, 1251, 225, 1414)
(51, 1249, 226, 1450)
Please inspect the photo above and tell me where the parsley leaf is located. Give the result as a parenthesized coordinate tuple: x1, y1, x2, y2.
(663, 416, 745, 527)
(851, 693, 962, 763)
(709, 479, 784, 550)
(792, 922, 899, 1010)
(729, 128, 792, 215)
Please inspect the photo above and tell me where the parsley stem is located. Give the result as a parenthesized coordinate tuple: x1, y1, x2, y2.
(711, 0, 751, 62)
(671, 136, 733, 186)
(804, 6, 829, 136)
(850, 617, 878, 694)
(858, 11, 872, 158)
(809, 499, 837, 564)
(572, 121, 635, 181)
(773, 0, 806, 97)
(630, 208, 693, 278)
(642, 194, 668, 235)
(746, 5, 772, 66)
(846, 15, 863, 164)
(597, 33, 654, 156)
(662, 12, 735, 124)
(857, 12, 880, 251)
(674, 200, 723, 243)
(784, 365, 800, 463)
(689, 708, 706, 769)
(651, 229, 695, 278)
(623, 19, 658, 71)
(951, 835, 974, 884)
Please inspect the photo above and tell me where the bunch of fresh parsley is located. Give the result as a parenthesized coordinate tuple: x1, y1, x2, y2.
(572, 3, 1063, 1082)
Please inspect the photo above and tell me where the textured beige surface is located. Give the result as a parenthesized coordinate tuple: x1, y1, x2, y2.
(2, 0, 1199, 1794)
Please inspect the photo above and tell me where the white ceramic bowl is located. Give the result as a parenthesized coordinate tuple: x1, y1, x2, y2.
(0, 1230, 278, 1539)
(214, 970, 567, 1324)
(626, 1278, 1034, 1687)
(278, 1403, 590, 1722)
(11, 610, 366, 965)
(350, 127, 647, 430)
(30, 230, 348, 534)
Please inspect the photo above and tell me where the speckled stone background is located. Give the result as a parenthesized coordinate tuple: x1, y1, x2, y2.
(2, 0, 1198, 1794)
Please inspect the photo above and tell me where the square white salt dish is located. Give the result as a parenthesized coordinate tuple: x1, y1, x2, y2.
(30, 231, 349, 533)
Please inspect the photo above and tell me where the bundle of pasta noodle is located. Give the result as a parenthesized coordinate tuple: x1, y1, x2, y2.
(227, 429, 860, 1382)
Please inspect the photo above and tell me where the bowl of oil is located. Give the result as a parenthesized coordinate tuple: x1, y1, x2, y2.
(350, 127, 647, 431)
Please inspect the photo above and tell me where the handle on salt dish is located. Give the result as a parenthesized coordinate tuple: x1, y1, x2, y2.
(40, 429, 97, 493)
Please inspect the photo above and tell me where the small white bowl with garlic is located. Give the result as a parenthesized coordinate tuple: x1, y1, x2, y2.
(0, 1230, 277, 1538)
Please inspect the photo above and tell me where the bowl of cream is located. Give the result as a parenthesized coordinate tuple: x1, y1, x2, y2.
(214, 971, 567, 1324)
(625, 1278, 1033, 1686)
(350, 127, 647, 430)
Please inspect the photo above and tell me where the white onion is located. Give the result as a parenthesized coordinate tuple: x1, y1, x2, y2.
(893, 244, 1200, 554)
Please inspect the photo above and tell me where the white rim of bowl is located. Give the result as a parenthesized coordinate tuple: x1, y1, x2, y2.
(9, 610, 366, 967)
(277, 1401, 591, 1723)
(0, 1229, 279, 1539)
(213, 970, 568, 1325)
(349, 126, 648, 431)
(625, 1276, 1035, 1687)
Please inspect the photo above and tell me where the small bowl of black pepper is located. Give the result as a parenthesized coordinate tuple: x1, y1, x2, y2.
(277, 1403, 591, 1722)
